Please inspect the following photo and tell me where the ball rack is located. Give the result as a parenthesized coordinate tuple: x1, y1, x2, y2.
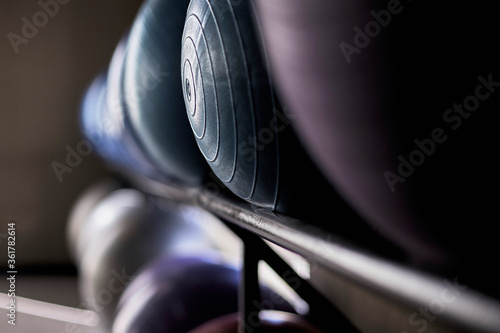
(123, 172, 500, 333)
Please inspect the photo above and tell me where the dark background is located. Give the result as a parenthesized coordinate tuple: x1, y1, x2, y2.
(0, 0, 143, 267)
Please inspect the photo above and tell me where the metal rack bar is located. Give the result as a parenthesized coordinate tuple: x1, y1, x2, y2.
(127, 173, 500, 333)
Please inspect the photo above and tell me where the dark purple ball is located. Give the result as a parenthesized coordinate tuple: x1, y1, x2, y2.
(113, 256, 294, 333)
(252, 0, 499, 274)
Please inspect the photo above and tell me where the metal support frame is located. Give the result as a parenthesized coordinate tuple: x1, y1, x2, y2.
(125, 172, 500, 333)
(227, 221, 360, 332)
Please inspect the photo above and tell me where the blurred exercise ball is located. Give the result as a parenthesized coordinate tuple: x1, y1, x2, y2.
(80, 36, 162, 180)
(66, 178, 121, 262)
(112, 256, 239, 333)
(123, 0, 209, 186)
(113, 256, 294, 333)
(78, 188, 219, 327)
(252, 0, 499, 267)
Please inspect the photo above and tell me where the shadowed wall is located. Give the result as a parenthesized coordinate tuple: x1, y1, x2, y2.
(0, 0, 144, 267)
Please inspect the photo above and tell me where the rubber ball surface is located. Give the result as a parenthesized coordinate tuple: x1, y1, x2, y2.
(181, 0, 316, 214)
